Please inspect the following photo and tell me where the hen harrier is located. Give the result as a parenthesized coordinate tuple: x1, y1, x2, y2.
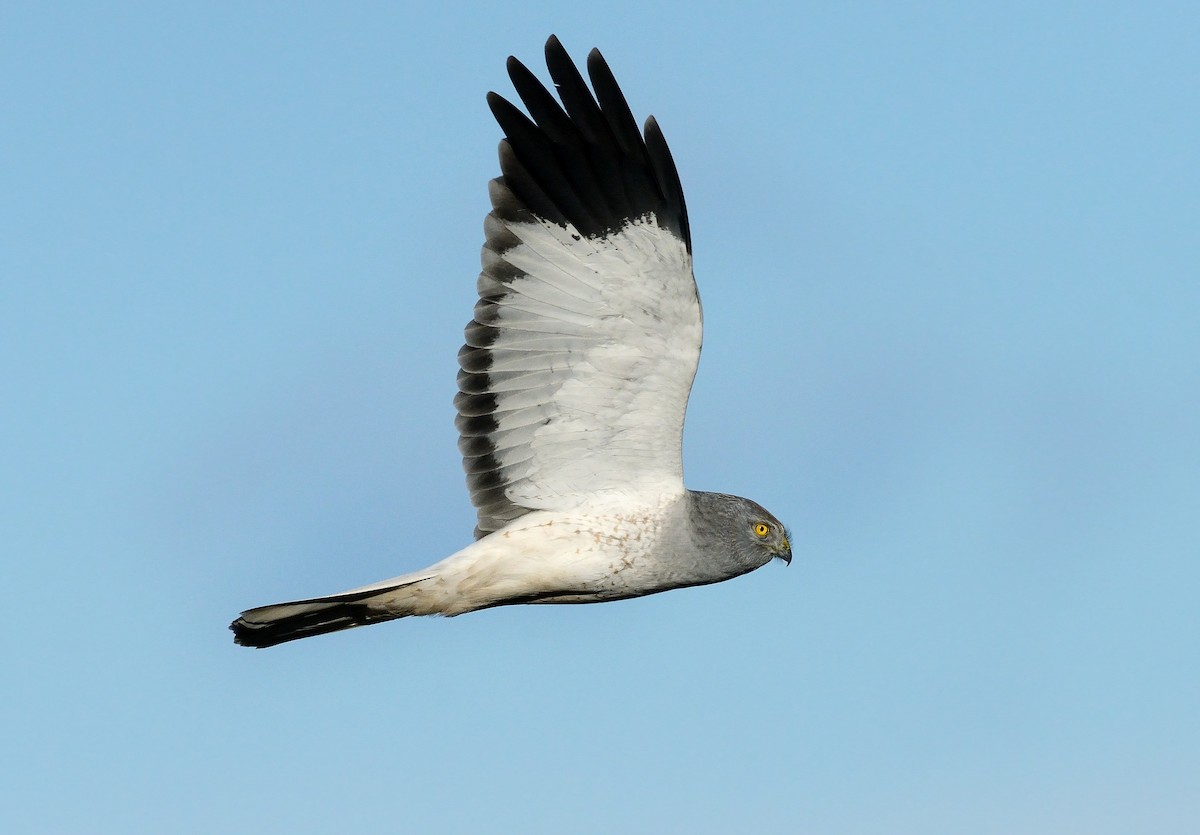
(231, 36, 791, 648)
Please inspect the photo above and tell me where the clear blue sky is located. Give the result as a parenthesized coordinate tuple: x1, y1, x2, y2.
(4, 2, 1197, 832)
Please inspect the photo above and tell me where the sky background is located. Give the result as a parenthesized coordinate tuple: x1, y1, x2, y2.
(4, 2, 1198, 832)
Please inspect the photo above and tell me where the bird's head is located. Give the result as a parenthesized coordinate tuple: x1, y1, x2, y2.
(692, 492, 792, 570)
(744, 504, 792, 566)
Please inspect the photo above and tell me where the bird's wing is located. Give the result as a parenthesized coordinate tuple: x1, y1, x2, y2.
(457, 36, 700, 538)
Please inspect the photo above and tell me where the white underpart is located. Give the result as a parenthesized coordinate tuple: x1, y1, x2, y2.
(484, 213, 699, 515)
(336, 500, 684, 616)
(243, 497, 689, 629)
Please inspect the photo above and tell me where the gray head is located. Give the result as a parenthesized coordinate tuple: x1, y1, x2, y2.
(687, 491, 792, 575)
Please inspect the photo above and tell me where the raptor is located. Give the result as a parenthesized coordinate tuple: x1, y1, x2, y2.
(230, 36, 790, 648)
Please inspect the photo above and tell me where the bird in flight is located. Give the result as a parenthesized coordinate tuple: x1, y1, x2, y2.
(230, 35, 791, 648)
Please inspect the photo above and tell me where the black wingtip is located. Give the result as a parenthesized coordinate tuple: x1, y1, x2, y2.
(486, 35, 691, 250)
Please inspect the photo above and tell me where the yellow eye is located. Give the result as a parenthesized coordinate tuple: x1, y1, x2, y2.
(753, 523, 770, 538)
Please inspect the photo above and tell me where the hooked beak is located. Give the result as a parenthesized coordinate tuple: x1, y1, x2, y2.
(776, 537, 792, 566)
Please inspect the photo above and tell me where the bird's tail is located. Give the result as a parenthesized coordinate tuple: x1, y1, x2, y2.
(230, 574, 435, 649)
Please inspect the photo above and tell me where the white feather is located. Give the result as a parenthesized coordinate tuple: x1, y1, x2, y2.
(482, 215, 700, 512)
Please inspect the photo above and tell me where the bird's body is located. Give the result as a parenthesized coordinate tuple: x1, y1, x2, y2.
(231, 36, 790, 648)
